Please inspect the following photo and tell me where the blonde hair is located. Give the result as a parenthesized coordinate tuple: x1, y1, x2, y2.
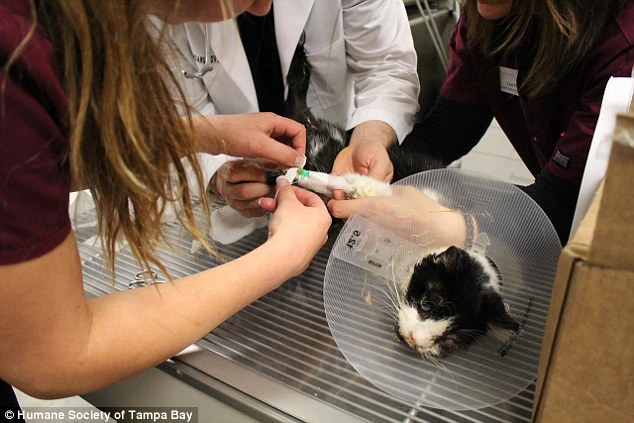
(461, 0, 630, 97)
(28, 0, 226, 277)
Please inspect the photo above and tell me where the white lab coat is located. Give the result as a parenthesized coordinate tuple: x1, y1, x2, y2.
(169, 0, 419, 134)
(165, 0, 420, 178)
(159, 0, 420, 242)
(157, 1, 421, 243)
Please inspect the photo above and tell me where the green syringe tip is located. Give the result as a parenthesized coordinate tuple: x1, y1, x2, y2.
(297, 167, 309, 179)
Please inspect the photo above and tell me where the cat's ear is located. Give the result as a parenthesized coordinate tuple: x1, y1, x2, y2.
(440, 246, 462, 261)
(436, 246, 465, 274)
(482, 290, 519, 331)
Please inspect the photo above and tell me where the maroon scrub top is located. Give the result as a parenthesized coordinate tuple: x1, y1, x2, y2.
(0, 0, 71, 264)
(440, 3, 634, 185)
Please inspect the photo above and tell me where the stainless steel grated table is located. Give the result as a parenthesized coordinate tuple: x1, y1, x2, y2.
(76, 212, 536, 423)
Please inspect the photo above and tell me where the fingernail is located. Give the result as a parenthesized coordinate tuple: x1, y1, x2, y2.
(295, 155, 307, 167)
(276, 175, 289, 186)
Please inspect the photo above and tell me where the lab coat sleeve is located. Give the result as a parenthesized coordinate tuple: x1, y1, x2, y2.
(341, 0, 420, 143)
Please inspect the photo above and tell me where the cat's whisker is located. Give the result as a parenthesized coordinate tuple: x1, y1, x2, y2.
(378, 307, 400, 322)
(384, 284, 400, 305)
(387, 272, 403, 304)
(374, 298, 400, 317)
(429, 355, 459, 387)
(371, 285, 401, 313)
(369, 286, 401, 314)
(376, 305, 396, 317)
(378, 299, 399, 313)
(383, 285, 401, 311)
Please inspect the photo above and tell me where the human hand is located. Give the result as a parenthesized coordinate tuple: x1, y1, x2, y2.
(330, 141, 394, 200)
(264, 179, 331, 278)
(211, 159, 277, 217)
(193, 113, 307, 167)
(328, 185, 468, 249)
(332, 141, 394, 181)
(331, 120, 396, 199)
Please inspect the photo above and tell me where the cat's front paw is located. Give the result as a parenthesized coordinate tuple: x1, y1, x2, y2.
(342, 174, 391, 199)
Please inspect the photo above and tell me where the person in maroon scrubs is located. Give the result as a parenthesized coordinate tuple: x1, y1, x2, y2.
(330, 0, 634, 244)
(0, 0, 331, 412)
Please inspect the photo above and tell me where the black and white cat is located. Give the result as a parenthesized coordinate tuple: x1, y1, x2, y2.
(395, 246, 519, 358)
(284, 43, 519, 358)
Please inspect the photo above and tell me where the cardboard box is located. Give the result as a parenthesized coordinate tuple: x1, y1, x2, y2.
(533, 113, 634, 422)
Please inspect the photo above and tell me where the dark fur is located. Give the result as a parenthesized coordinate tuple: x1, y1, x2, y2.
(265, 42, 440, 184)
(397, 246, 519, 356)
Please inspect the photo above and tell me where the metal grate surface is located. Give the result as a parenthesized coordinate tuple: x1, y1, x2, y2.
(76, 207, 535, 423)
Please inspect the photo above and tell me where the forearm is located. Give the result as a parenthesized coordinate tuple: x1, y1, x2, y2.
(349, 120, 397, 149)
(77, 242, 287, 391)
(2, 234, 293, 398)
(401, 97, 493, 165)
(190, 114, 228, 155)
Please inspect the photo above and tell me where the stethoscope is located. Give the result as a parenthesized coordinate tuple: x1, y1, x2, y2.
(181, 24, 216, 79)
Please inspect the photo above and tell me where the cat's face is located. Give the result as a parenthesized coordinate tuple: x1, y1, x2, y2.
(396, 246, 519, 358)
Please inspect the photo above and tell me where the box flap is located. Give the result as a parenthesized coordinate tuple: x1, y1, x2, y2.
(535, 265, 634, 422)
(534, 111, 634, 419)
(565, 184, 602, 261)
(533, 182, 601, 412)
(589, 113, 634, 270)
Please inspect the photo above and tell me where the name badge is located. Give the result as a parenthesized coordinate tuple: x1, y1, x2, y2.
(499, 66, 519, 96)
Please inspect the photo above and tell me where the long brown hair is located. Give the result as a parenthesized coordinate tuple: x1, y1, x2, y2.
(462, 0, 630, 97)
(29, 0, 221, 277)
